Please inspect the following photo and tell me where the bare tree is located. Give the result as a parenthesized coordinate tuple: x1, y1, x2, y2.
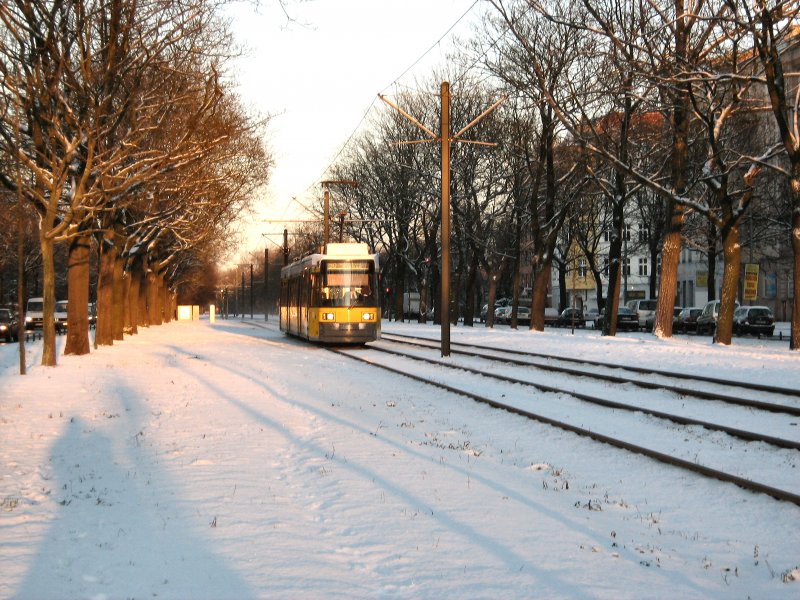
(735, 1, 800, 349)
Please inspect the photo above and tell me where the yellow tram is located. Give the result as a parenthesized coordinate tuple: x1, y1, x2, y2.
(279, 243, 381, 344)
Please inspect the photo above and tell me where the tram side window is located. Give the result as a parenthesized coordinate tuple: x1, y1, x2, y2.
(302, 271, 310, 308)
(310, 274, 320, 306)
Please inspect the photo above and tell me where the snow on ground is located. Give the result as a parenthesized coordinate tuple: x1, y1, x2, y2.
(1, 318, 798, 599)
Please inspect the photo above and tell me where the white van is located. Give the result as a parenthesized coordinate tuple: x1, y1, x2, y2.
(54, 300, 68, 332)
(24, 297, 67, 332)
(625, 298, 658, 330)
(25, 297, 44, 330)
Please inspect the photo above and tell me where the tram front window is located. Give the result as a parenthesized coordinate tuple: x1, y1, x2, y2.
(319, 260, 375, 307)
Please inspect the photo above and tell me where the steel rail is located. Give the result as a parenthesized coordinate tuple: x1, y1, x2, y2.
(383, 331, 800, 397)
(366, 344, 800, 450)
(331, 347, 800, 507)
(380, 332, 800, 416)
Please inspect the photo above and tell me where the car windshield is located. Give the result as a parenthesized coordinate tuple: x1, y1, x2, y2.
(28, 301, 43, 312)
(56, 301, 68, 312)
(0, 310, 11, 323)
(641, 300, 657, 310)
(749, 308, 772, 317)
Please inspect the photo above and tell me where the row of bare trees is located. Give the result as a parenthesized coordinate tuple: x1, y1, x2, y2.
(485, 0, 799, 347)
(309, 0, 799, 349)
(0, 0, 271, 368)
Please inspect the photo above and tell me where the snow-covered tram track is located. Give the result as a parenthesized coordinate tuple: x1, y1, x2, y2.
(330, 345, 800, 507)
(380, 332, 800, 416)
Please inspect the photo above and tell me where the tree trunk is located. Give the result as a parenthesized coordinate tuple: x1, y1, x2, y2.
(40, 233, 57, 366)
(557, 262, 567, 312)
(123, 270, 132, 335)
(65, 234, 91, 355)
(463, 252, 479, 327)
(604, 201, 625, 336)
(654, 0, 688, 338)
(715, 224, 740, 345)
(96, 237, 116, 346)
(163, 285, 172, 323)
(127, 270, 139, 335)
(655, 212, 683, 338)
(706, 220, 717, 302)
(530, 261, 552, 331)
(790, 171, 800, 350)
(486, 255, 507, 329)
(112, 254, 125, 340)
(147, 271, 161, 325)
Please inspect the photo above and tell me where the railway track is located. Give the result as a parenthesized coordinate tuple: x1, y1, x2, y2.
(330, 333, 800, 507)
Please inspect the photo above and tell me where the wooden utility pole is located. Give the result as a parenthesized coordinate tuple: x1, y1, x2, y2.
(379, 82, 506, 357)
(440, 82, 451, 355)
(264, 248, 269, 321)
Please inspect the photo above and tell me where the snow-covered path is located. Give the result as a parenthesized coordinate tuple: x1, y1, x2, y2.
(1, 319, 798, 599)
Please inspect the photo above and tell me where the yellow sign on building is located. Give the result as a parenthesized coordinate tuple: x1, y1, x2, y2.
(744, 264, 759, 301)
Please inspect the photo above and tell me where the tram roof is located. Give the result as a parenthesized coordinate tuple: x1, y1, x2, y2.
(281, 243, 379, 278)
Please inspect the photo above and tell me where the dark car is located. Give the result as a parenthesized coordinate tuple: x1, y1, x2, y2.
(674, 307, 702, 333)
(0, 308, 19, 342)
(732, 306, 774, 336)
(556, 307, 585, 328)
(594, 306, 639, 331)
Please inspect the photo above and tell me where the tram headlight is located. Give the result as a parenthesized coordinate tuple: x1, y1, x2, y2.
(321, 312, 335, 321)
(362, 312, 374, 321)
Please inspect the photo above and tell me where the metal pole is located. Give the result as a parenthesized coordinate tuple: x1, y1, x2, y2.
(241, 271, 245, 319)
(323, 186, 330, 249)
(441, 81, 451, 357)
(283, 228, 289, 266)
(250, 263, 254, 319)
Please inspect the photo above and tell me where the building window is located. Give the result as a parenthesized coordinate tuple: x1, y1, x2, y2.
(578, 259, 587, 278)
(639, 257, 648, 276)
(623, 224, 631, 242)
(603, 228, 611, 242)
(638, 224, 650, 243)
(623, 257, 631, 276)
(602, 255, 609, 275)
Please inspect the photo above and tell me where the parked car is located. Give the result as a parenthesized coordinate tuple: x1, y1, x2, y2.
(481, 299, 510, 323)
(515, 306, 531, 325)
(0, 308, 18, 342)
(696, 300, 741, 335)
(594, 306, 639, 331)
(645, 307, 682, 331)
(480, 304, 489, 322)
(732, 305, 775, 336)
(494, 305, 512, 324)
(674, 307, 702, 333)
(625, 299, 658, 330)
(556, 307, 585, 328)
(544, 307, 560, 326)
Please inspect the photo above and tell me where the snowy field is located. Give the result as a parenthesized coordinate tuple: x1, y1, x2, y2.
(1, 317, 798, 599)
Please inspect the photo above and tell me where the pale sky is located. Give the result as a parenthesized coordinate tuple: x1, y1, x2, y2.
(224, 0, 481, 256)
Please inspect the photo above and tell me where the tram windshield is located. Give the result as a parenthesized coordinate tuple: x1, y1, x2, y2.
(317, 260, 376, 307)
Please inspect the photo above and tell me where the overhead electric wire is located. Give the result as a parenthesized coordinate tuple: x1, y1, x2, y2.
(307, 0, 482, 196)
